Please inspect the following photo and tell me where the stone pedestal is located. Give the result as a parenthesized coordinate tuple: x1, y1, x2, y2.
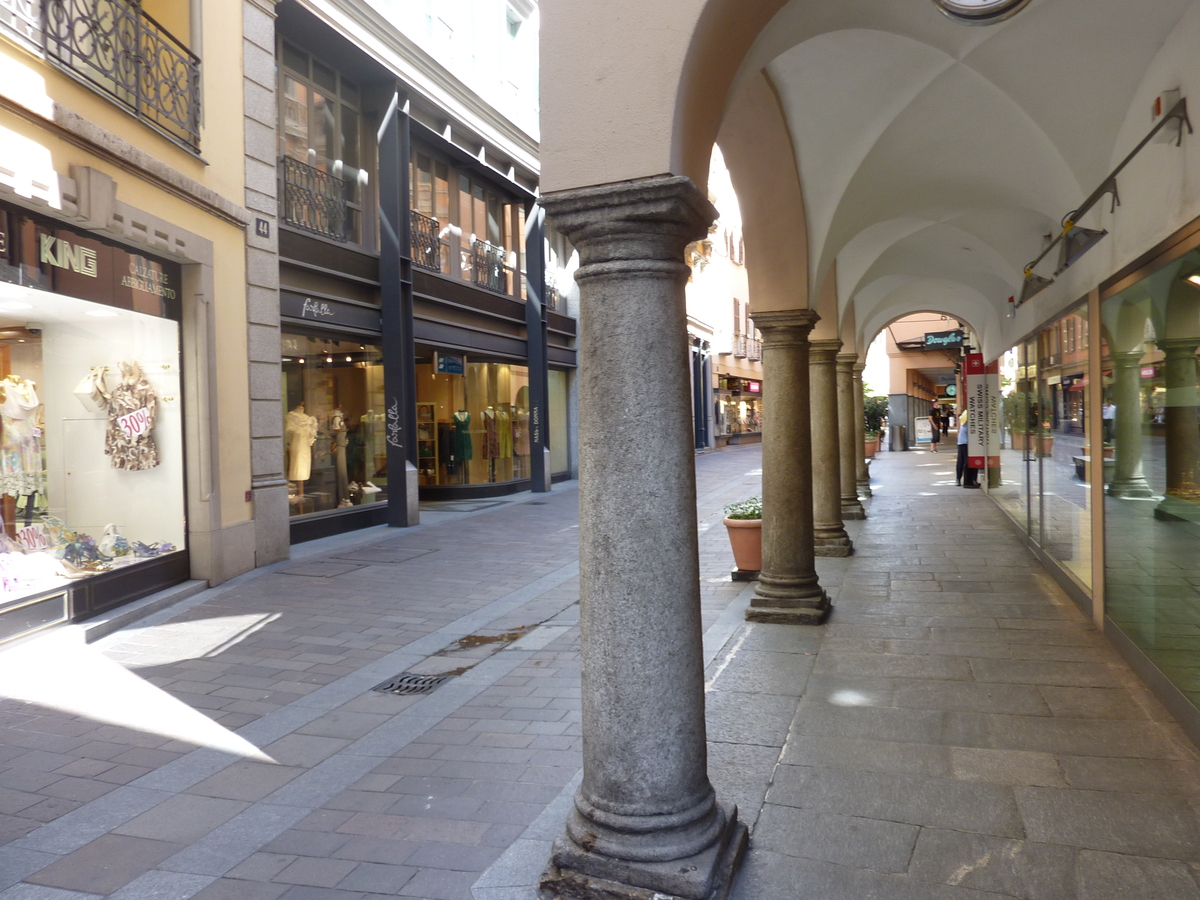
(538, 176, 747, 900)
(1107, 350, 1154, 499)
(1156, 338, 1200, 517)
(746, 310, 830, 625)
(837, 353, 867, 519)
(853, 362, 872, 498)
(811, 340, 853, 556)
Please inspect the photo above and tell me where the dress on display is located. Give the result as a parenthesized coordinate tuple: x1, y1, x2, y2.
(285, 407, 319, 481)
(96, 362, 159, 471)
(515, 409, 530, 456)
(0, 377, 44, 496)
(452, 411, 473, 462)
(498, 407, 512, 458)
(483, 408, 500, 460)
(438, 422, 456, 474)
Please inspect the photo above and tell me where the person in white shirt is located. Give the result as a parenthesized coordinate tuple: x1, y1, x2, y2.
(956, 407, 979, 488)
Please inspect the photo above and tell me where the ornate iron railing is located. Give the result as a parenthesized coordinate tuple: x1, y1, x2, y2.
(42, 0, 200, 151)
(546, 285, 566, 313)
(1, 0, 42, 50)
(411, 210, 441, 272)
(747, 338, 762, 361)
(472, 239, 507, 293)
(282, 157, 347, 241)
(733, 334, 747, 358)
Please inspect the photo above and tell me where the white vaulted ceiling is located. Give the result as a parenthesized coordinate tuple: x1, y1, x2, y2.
(739, 0, 1196, 350)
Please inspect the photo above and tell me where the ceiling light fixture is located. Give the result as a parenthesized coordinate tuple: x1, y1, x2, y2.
(1055, 223, 1108, 275)
(932, 0, 1031, 26)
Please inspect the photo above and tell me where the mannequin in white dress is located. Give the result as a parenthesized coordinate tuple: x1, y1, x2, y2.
(284, 403, 319, 482)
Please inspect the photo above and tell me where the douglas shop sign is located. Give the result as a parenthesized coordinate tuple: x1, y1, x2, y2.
(924, 330, 965, 350)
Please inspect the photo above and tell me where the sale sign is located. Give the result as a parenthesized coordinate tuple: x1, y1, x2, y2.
(965, 353, 1000, 470)
(117, 407, 151, 440)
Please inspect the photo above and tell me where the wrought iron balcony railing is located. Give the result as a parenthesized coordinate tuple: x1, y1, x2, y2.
(747, 338, 762, 361)
(411, 210, 441, 272)
(282, 157, 347, 241)
(1, 0, 42, 50)
(471, 239, 508, 294)
(42, 0, 201, 151)
(733, 334, 747, 358)
(546, 285, 566, 314)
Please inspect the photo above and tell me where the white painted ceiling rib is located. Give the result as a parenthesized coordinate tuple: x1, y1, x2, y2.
(745, 0, 1196, 350)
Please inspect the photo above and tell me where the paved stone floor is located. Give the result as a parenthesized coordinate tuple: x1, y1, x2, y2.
(0, 446, 1197, 899)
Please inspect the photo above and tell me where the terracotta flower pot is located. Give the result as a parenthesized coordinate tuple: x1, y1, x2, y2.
(724, 517, 762, 572)
(864, 436, 878, 458)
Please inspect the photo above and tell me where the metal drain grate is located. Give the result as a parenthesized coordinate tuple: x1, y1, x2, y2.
(372, 672, 454, 695)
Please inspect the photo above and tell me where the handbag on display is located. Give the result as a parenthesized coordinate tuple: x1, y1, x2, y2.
(98, 524, 131, 558)
(73, 366, 111, 413)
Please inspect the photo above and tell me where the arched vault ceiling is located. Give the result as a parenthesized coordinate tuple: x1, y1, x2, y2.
(731, 0, 1194, 340)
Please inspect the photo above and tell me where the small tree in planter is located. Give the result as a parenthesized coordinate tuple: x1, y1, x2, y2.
(723, 496, 762, 574)
(864, 395, 888, 457)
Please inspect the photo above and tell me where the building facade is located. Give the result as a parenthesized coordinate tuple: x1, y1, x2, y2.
(0, 0, 275, 642)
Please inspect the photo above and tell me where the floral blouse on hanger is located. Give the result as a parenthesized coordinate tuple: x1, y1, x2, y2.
(95, 362, 159, 471)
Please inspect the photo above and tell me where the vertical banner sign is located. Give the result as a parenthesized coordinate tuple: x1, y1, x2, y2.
(378, 93, 418, 526)
(524, 204, 550, 492)
(966, 353, 1001, 470)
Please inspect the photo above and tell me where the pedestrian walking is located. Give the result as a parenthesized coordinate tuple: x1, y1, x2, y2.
(929, 409, 942, 452)
(941, 411, 950, 437)
(1102, 400, 1116, 443)
(956, 406, 980, 488)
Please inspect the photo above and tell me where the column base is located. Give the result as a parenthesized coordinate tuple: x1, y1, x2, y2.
(814, 530, 854, 557)
(841, 499, 867, 520)
(731, 568, 760, 582)
(540, 803, 748, 900)
(857, 478, 873, 498)
(1106, 478, 1154, 499)
(746, 591, 831, 625)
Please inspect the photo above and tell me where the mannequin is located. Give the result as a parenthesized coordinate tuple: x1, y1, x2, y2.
(0, 374, 44, 540)
(330, 408, 350, 507)
(453, 409, 472, 483)
(285, 402, 319, 482)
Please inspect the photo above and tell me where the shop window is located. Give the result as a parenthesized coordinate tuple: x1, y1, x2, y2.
(279, 41, 365, 243)
(414, 353, 531, 485)
(0, 209, 185, 636)
(281, 332, 386, 517)
(1102, 247, 1200, 712)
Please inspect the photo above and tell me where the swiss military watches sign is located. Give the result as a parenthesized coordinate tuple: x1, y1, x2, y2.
(965, 353, 1001, 471)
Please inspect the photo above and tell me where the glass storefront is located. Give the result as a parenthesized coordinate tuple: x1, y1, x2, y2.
(715, 376, 763, 437)
(414, 350, 532, 486)
(993, 303, 1092, 592)
(1101, 248, 1200, 710)
(0, 206, 185, 639)
(282, 331, 387, 516)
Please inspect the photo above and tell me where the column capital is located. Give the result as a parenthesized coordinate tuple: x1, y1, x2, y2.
(751, 308, 820, 344)
(1109, 349, 1146, 368)
(852, 361, 867, 376)
(836, 351, 858, 372)
(810, 338, 843, 363)
(1156, 337, 1200, 357)
(541, 176, 716, 283)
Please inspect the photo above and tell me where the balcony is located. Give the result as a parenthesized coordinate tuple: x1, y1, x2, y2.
(281, 157, 347, 241)
(411, 209, 442, 273)
(746, 338, 762, 361)
(733, 334, 747, 358)
(41, 0, 201, 151)
(470, 239, 516, 295)
(1, 0, 41, 49)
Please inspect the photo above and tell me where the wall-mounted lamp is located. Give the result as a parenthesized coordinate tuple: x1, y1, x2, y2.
(1187, 273, 1200, 288)
(1019, 271, 1054, 305)
(1055, 224, 1108, 275)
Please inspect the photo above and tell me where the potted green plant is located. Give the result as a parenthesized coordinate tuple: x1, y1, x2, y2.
(863, 395, 888, 457)
(723, 496, 762, 573)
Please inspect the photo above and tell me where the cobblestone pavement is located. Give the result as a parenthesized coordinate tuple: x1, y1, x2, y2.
(1, 446, 1198, 900)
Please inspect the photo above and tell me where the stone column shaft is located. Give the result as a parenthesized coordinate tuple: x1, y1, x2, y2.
(1107, 350, 1153, 499)
(1159, 338, 1200, 500)
(747, 310, 830, 625)
(853, 362, 872, 497)
(811, 340, 853, 555)
(837, 353, 867, 519)
(538, 176, 746, 900)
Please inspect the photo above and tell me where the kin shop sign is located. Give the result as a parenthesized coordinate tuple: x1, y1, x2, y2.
(0, 202, 181, 317)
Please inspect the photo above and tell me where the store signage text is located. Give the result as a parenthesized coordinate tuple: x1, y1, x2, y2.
(301, 298, 335, 319)
(1141, 365, 1158, 378)
(386, 399, 402, 448)
(924, 330, 964, 350)
(279, 290, 381, 333)
(435, 352, 464, 375)
(121, 260, 176, 300)
(117, 407, 152, 439)
(747, 381, 761, 393)
(40, 235, 98, 278)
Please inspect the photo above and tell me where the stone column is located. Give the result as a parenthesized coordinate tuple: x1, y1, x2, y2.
(538, 177, 747, 900)
(1107, 350, 1153, 499)
(747, 310, 830, 625)
(837, 352, 867, 519)
(811, 340, 853, 555)
(1156, 338, 1200, 514)
(853, 362, 872, 497)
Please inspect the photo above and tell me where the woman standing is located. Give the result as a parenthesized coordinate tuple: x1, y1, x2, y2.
(929, 408, 942, 453)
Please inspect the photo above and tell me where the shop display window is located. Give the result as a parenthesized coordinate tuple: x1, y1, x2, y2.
(282, 332, 387, 516)
(415, 351, 531, 485)
(1101, 248, 1200, 711)
(0, 279, 185, 622)
(714, 379, 762, 436)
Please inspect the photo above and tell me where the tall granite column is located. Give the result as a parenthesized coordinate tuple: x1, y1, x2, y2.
(837, 352, 867, 519)
(1107, 350, 1153, 499)
(1157, 338, 1200, 513)
(538, 177, 747, 900)
(853, 362, 872, 497)
(747, 310, 830, 625)
(811, 340, 853, 555)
